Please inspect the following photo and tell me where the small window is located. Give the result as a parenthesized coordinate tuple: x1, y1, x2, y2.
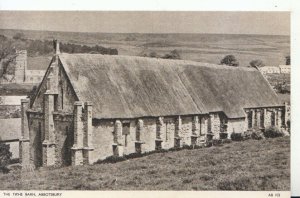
(254, 111, 258, 127)
(207, 117, 212, 133)
(247, 111, 253, 129)
(113, 145, 118, 156)
(155, 140, 162, 150)
(271, 112, 276, 126)
(38, 122, 42, 135)
(260, 111, 264, 128)
(165, 122, 169, 141)
(122, 122, 130, 135)
(174, 139, 180, 148)
(61, 86, 64, 109)
(135, 143, 142, 153)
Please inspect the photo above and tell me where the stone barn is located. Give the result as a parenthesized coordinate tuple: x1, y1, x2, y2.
(0, 118, 21, 160)
(20, 42, 287, 168)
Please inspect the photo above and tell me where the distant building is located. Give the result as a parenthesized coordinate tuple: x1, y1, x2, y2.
(259, 65, 291, 75)
(279, 65, 291, 74)
(0, 118, 21, 159)
(1, 50, 45, 84)
(259, 66, 280, 74)
(20, 42, 288, 168)
(0, 95, 27, 105)
(0, 96, 26, 119)
(15, 50, 45, 84)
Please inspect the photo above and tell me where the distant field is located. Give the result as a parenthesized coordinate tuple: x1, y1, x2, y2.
(0, 83, 35, 96)
(0, 136, 290, 190)
(0, 29, 290, 67)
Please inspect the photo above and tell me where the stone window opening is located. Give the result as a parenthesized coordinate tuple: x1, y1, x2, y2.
(65, 126, 68, 135)
(247, 111, 253, 129)
(254, 111, 258, 127)
(207, 116, 212, 133)
(122, 122, 130, 147)
(281, 111, 285, 127)
(174, 138, 180, 148)
(155, 140, 162, 150)
(38, 121, 42, 139)
(271, 111, 276, 126)
(113, 145, 118, 156)
(136, 127, 140, 142)
(61, 86, 64, 109)
(260, 111, 264, 128)
(275, 111, 279, 126)
(165, 121, 171, 141)
(135, 143, 142, 153)
(199, 117, 202, 136)
(54, 95, 58, 111)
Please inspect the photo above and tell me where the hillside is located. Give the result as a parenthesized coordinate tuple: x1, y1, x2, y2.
(0, 137, 290, 190)
(0, 29, 290, 67)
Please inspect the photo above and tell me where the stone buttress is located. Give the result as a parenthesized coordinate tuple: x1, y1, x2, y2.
(19, 98, 30, 168)
(71, 101, 94, 165)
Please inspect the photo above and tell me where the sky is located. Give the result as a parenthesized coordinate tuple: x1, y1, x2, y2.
(0, 11, 290, 35)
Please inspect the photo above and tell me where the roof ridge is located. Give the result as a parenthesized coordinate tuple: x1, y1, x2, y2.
(59, 53, 256, 71)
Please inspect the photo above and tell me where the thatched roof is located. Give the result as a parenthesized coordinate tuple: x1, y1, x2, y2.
(58, 53, 282, 119)
(0, 118, 21, 141)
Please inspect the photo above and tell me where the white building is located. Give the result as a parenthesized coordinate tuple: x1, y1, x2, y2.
(279, 65, 291, 74)
(259, 66, 280, 74)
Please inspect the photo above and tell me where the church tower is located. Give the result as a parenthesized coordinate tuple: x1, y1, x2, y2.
(14, 50, 27, 83)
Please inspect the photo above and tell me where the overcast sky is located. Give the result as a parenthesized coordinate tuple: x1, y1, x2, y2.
(0, 11, 290, 35)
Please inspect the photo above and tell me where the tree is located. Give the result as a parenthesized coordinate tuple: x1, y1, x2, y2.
(250, 59, 264, 68)
(162, 49, 181, 59)
(149, 51, 158, 58)
(12, 32, 25, 40)
(285, 56, 290, 65)
(0, 139, 12, 173)
(220, 55, 239, 66)
(27, 85, 38, 100)
(0, 40, 17, 78)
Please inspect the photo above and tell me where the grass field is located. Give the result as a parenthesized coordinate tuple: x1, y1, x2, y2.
(0, 136, 290, 190)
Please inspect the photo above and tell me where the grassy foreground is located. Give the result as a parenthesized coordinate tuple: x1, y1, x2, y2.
(0, 137, 290, 190)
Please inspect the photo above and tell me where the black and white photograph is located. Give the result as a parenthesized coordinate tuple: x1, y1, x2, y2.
(0, 5, 294, 195)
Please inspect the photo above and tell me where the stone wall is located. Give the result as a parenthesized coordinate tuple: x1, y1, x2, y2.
(161, 117, 175, 149)
(28, 118, 43, 167)
(181, 116, 193, 146)
(88, 114, 222, 163)
(91, 120, 114, 163)
(53, 119, 73, 167)
(27, 109, 74, 168)
(245, 107, 285, 130)
(31, 60, 77, 113)
(227, 118, 246, 136)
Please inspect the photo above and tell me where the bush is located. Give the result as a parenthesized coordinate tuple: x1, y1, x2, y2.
(222, 139, 232, 144)
(243, 130, 252, 140)
(251, 130, 265, 140)
(220, 55, 239, 66)
(99, 155, 127, 164)
(230, 132, 244, 141)
(212, 139, 223, 146)
(263, 126, 284, 138)
(0, 142, 12, 174)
